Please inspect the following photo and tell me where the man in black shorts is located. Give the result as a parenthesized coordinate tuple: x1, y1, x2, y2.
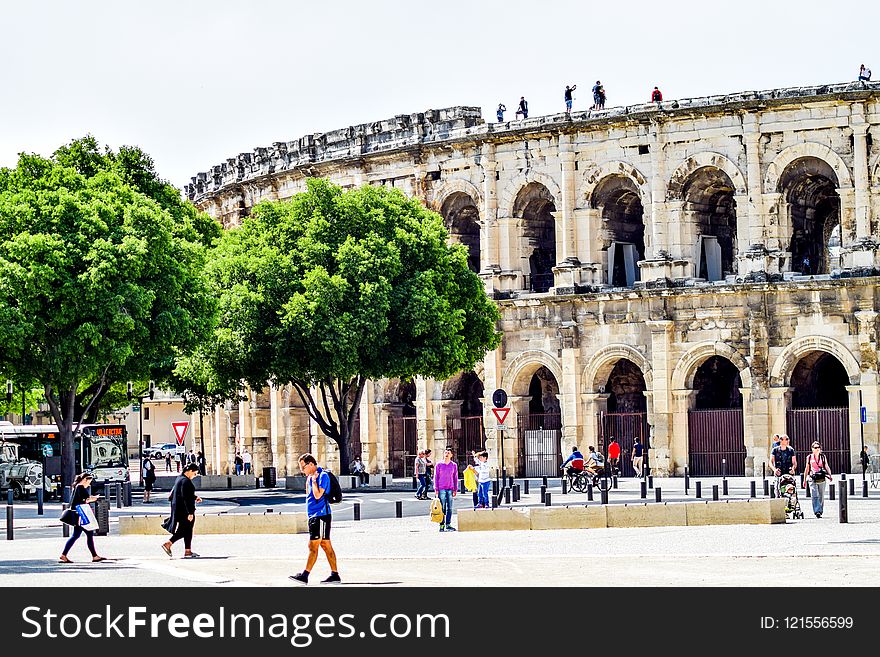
(290, 453, 340, 585)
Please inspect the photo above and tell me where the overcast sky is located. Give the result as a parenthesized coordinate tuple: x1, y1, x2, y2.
(0, 0, 875, 187)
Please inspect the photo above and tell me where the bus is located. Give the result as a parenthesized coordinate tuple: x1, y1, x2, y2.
(0, 423, 129, 494)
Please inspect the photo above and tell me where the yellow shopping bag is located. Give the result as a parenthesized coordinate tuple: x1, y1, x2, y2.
(430, 497, 444, 523)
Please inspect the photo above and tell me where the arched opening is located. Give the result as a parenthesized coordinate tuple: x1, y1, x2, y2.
(445, 371, 486, 461)
(683, 167, 737, 281)
(592, 175, 645, 287)
(514, 183, 556, 292)
(599, 359, 649, 477)
(387, 379, 417, 477)
(518, 365, 561, 476)
(440, 192, 481, 273)
(779, 157, 841, 275)
(687, 356, 745, 475)
(786, 351, 851, 472)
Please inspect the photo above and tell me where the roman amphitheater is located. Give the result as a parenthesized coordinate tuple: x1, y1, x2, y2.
(186, 81, 880, 479)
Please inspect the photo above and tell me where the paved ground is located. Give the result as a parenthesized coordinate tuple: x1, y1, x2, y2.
(1, 475, 878, 587)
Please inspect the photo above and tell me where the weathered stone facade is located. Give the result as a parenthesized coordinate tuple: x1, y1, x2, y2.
(188, 82, 880, 478)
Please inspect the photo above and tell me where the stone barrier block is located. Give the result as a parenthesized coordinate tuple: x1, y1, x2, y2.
(686, 499, 787, 526)
(194, 475, 256, 490)
(529, 505, 608, 530)
(119, 515, 167, 535)
(457, 508, 530, 532)
(285, 475, 306, 490)
(605, 503, 688, 528)
(118, 512, 307, 535)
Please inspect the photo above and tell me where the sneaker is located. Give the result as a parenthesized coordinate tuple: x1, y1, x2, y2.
(445, 526, 457, 532)
(161, 543, 172, 558)
(289, 572, 309, 585)
(439, 524, 446, 532)
(816, 512, 822, 518)
(321, 572, 342, 584)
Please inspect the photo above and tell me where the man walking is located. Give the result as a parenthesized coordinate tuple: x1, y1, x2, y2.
(607, 437, 621, 475)
(434, 448, 458, 532)
(631, 436, 645, 478)
(415, 450, 429, 500)
(161, 463, 202, 558)
(242, 448, 253, 475)
(290, 453, 341, 585)
(564, 84, 577, 115)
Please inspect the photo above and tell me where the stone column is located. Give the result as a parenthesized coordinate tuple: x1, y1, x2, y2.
(852, 104, 872, 238)
(558, 134, 577, 263)
(582, 393, 610, 452)
(269, 382, 283, 473)
(646, 320, 674, 475)
(481, 142, 499, 272)
(415, 376, 431, 452)
(765, 387, 791, 476)
(559, 324, 582, 446)
(670, 390, 694, 475)
(648, 119, 666, 259)
(740, 386, 757, 476)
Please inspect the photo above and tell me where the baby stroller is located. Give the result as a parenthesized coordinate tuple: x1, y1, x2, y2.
(777, 474, 804, 519)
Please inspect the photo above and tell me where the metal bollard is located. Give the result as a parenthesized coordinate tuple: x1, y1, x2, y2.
(504, 487, 511, 504)
(763, 479, 769, 496)
(806, 480, 812, 498)
(600, 488, 608, 505)
(849, 478, 855, 497)
(353, 501, 361, 521)
(863, 480, 869, 498)
(540, 485, 547, 503)
(492, 480, 499, 496)
(37, 488, 44, 515)
(770, 484, 776, 498)
(513, 484, 520, 502)
(6, 489, 12, 506)
(523, 480, 530, 495)
(412, 476, 418, 491)
(829, 484, 835, 500)
(712, 485, 719, 501)
(722, 479, 728, 496)
(381, 477, 387, 490)
(562, 478, 568, 495)
(395, 500, 403, 518)
(612, 476, 618, 489)
(695, 481, 702, 499)
(544, 492, 552, 507)
(587, 483, 594, 501)
(839, 481, 848, 523)
(115, 483, 122, 509)
(654, 488, 662, 503)
(227, 476, 232, 489)
(684, 467, 689, 493)
(459, 479, 466, 495)
(6, 506, 12, 540)
(508, 475, 515, 488)
(750, 480, 756, 498)
(648, 475, 654, 489)
(542, 476, 548, 488)
(640, 481, 647, 499)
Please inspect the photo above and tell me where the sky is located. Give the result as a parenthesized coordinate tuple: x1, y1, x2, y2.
(0, 0, 876, 188)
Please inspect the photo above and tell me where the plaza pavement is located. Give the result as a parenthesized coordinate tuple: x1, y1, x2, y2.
(0, 477, 878, 587)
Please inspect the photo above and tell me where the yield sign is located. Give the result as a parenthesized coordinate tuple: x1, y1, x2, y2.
(172, 421, 189, 446)
(491, 408, 510, 425)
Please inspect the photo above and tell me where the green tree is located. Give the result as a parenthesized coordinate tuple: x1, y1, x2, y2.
(0, 379, 45, 422)
(0, 138, 217, 486)
(208, 178, 501, 473)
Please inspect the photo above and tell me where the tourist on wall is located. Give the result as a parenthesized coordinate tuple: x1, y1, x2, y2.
(435, 448, 459, 532)
(591, 81, 605, 110)
(651, 86, 663, 102)
(858, 64, 872, 81)
(804, 442, 832, 518)
(515, 96, 528, 119)
(564, 84, 577, 115)
(161, 463, 202, 558)
(496, 103, 506, 122)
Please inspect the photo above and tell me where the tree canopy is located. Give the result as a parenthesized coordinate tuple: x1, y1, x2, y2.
(208, 178, 501, 472)
(0, 137, 218, 484)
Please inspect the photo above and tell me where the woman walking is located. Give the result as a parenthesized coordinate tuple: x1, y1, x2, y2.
(59, 473, 106, 563)
(804, 441, 833, 518)
(161, 463, 202, 558)
(142, 456, 156, 503)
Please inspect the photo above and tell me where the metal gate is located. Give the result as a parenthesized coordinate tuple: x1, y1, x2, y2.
(517, 413, 561, 477)
(446, 416, 485, 466)
(388, 416, 417, 478)
(786, 407, 851, 474)
(688, 408, 745, 476)
(598, 411, 649, 477)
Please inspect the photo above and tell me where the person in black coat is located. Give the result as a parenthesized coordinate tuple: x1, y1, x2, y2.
(161, 463, 202, 558)
(59, 472, 106, 563)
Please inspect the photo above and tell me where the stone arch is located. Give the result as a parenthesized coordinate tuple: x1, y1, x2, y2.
(769, 336, 861, 387)
(441, 370, 485, 417)
(764, 143, 853, 192)
(666, 152, 747, 200)
(502, 350, 564, 398)
(437, 188, 481, 273)
(582, 344, 653, 393)
(499, 171, 562, 219)
(871, 153, 880, 187)
(671, 342, 753, 391)
(578, 161, 651, 208)
(430, 178, 483, 219)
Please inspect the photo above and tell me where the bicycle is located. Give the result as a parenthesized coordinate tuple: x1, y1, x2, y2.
(562, 466, 612, 493)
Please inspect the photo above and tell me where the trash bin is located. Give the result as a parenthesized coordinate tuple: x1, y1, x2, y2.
(93, 497, 111, 536)
(262, 467, 277, 488)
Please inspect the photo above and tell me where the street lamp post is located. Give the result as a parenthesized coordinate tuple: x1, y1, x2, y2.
(128, 381, 155, 487)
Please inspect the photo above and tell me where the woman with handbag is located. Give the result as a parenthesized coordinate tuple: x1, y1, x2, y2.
(59, 472, 106, 563)
(804, 442, 833, 518)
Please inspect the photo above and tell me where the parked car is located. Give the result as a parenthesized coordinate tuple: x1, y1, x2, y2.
(151, 443, 179, 459)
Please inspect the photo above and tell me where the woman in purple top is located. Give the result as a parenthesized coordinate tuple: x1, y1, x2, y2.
(434, 448, 458, 532)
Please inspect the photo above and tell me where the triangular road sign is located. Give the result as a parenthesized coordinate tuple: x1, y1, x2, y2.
(172, 421, 189, 446)
(491, 408, 510, 425)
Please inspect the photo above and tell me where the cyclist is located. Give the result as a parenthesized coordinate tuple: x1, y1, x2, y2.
(561, 446, 585, 479)
(585, 446, 605, 475)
